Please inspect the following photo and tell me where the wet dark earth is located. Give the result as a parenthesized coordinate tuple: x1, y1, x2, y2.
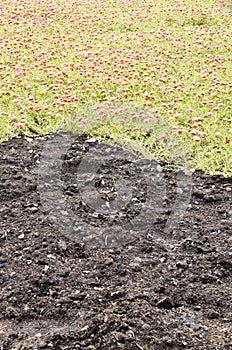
(0, 133, 231, 349)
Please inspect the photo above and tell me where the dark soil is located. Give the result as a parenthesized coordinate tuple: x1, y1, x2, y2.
(0, 133, 231, 350)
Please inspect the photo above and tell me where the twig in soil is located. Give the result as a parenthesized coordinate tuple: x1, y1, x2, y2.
(135, 343, 144, 350)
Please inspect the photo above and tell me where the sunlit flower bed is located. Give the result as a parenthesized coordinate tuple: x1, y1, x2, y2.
(0, 0, 231, 175)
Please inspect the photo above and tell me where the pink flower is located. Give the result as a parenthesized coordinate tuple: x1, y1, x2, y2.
(15, 123, 24, 129)
(193, 136, 201, 142)
(176, 128, 184, 134)
(204, 112, 213, 117)
(10, 116, 18, 122)
(13, 98, 23, 105)
(6, 131, 14, 137)
(144, 118, 153, 123)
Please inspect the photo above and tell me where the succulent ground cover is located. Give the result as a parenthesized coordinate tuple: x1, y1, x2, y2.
(0, 0, 231, 175)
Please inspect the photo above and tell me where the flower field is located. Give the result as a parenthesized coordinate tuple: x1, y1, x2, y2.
(0, 0, 231, 175)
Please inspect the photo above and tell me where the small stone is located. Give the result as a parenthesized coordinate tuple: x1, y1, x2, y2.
(157, 297, 175, 309)
(27, 207, 38, 213)
(58, 240, 67, 251)
(43, 265, 49, 273)
(35, 332, 42, 338)
(85, 138, 97, 143)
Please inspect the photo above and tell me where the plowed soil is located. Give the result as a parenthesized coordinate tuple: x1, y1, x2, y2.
(0, 134, 231, 349)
